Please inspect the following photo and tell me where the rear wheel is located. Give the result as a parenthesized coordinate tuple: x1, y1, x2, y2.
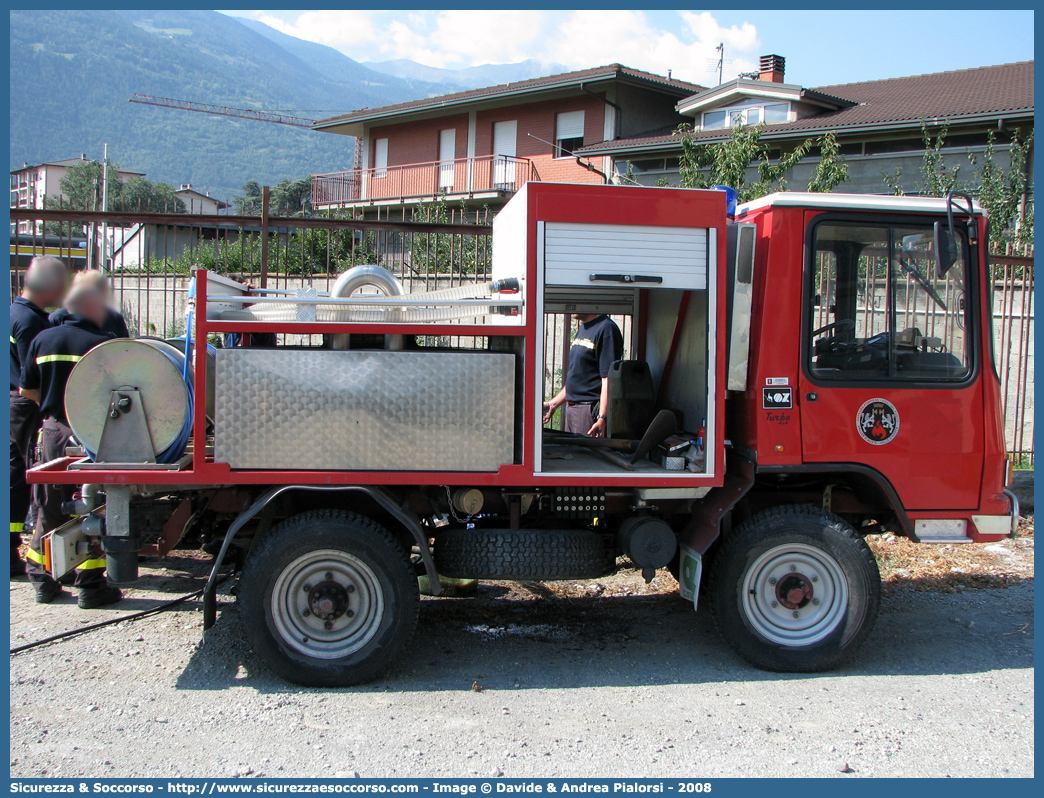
(238, 510, 418, 687)
(709, 505, 880, 672)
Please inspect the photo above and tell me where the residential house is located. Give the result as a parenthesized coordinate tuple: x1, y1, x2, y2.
(9, 155, 145, 235)
(176, 184, 228, 215)
(579, 57, 1034, 196)
(311, 57, 1033, 211)
(310, 65, 703, 212)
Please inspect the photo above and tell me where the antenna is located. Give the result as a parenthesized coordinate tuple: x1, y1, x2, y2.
(705, 42, 734, 86)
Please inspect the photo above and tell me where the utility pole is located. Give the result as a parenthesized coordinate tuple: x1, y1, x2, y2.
(100, 143, 109, 273)
(716, 43, 724, 85)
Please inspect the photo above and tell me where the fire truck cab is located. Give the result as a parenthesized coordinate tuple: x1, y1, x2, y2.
(29, 182, 1018, 686)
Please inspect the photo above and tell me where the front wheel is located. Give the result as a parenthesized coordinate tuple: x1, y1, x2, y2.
(709, 505, 880, 672)
(238, 510, 419, 687)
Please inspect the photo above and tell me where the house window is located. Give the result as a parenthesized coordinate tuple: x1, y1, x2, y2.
(555, 110, 585, 157)
(702, 110, 727, 130)
(701, 101, 791, 130)
(763, 103, 790, 123)
(373, 138, 389, 178)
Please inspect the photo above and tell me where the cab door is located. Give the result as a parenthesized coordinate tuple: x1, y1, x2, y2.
(797, 214, 984, 510)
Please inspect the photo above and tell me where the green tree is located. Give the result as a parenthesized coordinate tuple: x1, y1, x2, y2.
(806, 131, 849, 193)
(54, 159, 108, 210)
(270, 178, 313, 216)
(883, 121, 1035, 247)
(882, 121, 962, 197)
(232, 180, 263, 215)
(675, 123, 817, 202)
(407, 192, 489, 277)
(45, 159, 184, 212)
(121, 176, 185, 212)
(969, 127, 1034, 246)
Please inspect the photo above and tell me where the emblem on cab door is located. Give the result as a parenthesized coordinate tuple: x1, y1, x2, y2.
(856, 398, 899, 445)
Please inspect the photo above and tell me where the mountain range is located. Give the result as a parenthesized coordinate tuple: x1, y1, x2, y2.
(9, 10, 552, 202)
(362, 58, 568, 89)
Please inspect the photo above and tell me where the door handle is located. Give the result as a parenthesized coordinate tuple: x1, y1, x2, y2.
(806, 392, 818, 402)
(589, 273, 664, 284)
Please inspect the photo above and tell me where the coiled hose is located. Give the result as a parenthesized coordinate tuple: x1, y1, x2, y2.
(80, 335, 197, 465)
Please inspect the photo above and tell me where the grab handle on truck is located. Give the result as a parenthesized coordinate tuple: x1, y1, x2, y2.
(589, 273, 663, 284)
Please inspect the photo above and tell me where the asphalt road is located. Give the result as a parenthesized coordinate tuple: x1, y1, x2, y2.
(9, 556, 1034, 779)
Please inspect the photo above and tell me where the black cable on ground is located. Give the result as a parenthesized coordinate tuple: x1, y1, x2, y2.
(10, 572, 232, 656)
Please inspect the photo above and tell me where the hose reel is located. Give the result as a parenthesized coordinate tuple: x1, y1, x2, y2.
(65, 338, 206, 465)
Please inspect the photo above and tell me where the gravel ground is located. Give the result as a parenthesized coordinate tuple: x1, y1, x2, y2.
(9, 538, 1034, 780)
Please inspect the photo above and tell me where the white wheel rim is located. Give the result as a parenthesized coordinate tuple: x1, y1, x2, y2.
(741, 543, 849, 646)
(270, 549, 385, 660)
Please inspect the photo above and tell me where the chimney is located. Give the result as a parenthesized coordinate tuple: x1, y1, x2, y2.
(759, 54, 785, 83)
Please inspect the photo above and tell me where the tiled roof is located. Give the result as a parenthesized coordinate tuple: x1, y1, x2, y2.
(578, 61, 1034, 154)
(313, 64, 705, 128)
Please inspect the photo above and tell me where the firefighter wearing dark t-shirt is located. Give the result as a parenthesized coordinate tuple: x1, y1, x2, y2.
(9, 255, 68, 576)
(543, 314, 624, 437)
(19, 284, 122, 609)
(49, 269, 130, 339)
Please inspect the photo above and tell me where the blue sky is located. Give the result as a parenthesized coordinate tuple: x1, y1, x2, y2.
(219, 9, 1033, 86)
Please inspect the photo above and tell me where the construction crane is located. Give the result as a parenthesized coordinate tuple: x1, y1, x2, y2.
(128, 94, 316, 129)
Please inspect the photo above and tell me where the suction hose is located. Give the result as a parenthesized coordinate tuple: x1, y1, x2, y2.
(329, 264, 406, 351)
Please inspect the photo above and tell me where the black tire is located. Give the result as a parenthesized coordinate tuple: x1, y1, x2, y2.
(709, 505, 880, 672)
(238, 510, 418, 687)
(434, 528, 608, 580)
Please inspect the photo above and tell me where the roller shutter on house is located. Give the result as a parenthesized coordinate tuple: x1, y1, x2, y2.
(555, 110, 585, 141)
(373, 138, 388, 177)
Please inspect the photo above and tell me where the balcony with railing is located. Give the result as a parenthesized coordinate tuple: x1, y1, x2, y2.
(311, 154, 537, 208)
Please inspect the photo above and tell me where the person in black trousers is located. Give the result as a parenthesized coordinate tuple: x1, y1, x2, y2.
(542, 314, 624, 437)
(19, 284, 121, 608)
(9, 255, 67, 575)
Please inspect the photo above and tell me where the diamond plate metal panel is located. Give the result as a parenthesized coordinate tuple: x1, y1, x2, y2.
(214, 350, 515, 472)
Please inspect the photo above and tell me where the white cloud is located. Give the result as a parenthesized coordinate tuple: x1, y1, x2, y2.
(256, 10, 377, 48)
(540, 10, 758, 84)
(427, 11, 547, 66)
(245, 9, 760, 81)
(681, 11, 759, 52)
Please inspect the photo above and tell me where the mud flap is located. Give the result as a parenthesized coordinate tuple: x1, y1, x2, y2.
(676, 544, 703, 611)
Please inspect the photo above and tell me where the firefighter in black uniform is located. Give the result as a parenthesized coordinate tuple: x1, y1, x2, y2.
(10, 440, 30, 564)
(19, 284, 122, 607)
(542, 314, 624, 437)
(49, 269, 130, 338)
(9, 255, 68, 575)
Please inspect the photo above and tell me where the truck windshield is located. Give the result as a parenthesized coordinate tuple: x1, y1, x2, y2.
(808, 221, 972, 383)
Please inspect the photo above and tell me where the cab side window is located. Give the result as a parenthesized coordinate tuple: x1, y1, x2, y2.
(809, 222, 971, 383)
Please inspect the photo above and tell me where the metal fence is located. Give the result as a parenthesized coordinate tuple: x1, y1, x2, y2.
(312, 155, 537, 208)
(9, 207, 495, 348)
(991, 245, 1034, 465)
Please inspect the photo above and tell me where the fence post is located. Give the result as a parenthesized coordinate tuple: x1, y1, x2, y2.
(260, 185, 270, 288)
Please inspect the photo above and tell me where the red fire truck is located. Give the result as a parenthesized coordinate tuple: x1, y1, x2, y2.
(29, 182, 1018, 686)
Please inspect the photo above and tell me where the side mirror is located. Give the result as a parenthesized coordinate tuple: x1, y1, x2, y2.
(934, 221, 958, 277)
